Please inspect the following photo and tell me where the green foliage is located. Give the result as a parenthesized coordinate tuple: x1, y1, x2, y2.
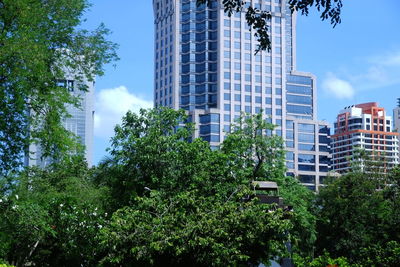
(94, 108, 316, 265)
(0, 0, 118, 175)
(221, 112, 286, 181)
(315, 168, 400, 263)
(0, 156, 106, 266)
(221, 113, 317, 256)
(100, 190, 291, 266)
(358, 241, 400, 267)
(293, 251, 352, 267)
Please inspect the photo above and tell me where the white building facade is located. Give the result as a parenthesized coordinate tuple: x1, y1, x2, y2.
(332, 103, 399, 173)
(153, 0, 331, 190)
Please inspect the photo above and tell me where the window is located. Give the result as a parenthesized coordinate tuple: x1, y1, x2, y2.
(234, 62, 241, 70)
(286, 130, 294, 140)
(299, 175, 315, 184)
(224, 40, 230, 48)
(298, 133, 315, 143)
(287, 105, 312, 115)
(287, 94, 312, 105)
(299, 144, 315, 151)
(224, 114, 231, 122)
(298, 123, 315, 133)
(286, 141, 294, 148)
(234, 52, 241, 59)
(298, 165, 315, 171)
(286, 152, 294, 160)
(224, 51, 230, 59)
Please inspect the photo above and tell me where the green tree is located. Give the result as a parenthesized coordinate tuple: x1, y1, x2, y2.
(358, 241, 400, 267)
(315, 167, 400, 263)
(196, 0, 342, 52)
(0, 156, 107, 266)
(100, 190, 291, 266)
(0, 0, 118, 175)
(293, 251, 352, 267)
(221, 113, 317, 257)
(95, 108, 317, 265)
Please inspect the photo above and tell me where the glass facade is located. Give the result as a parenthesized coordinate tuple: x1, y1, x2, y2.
(153, 0, 331, 190)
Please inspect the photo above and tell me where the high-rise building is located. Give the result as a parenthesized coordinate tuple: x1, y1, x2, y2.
(152, 0, 331, 190)
(393, 98, 400, 134)
(25, 76, 95, 167)
(332, 102, 399, 174)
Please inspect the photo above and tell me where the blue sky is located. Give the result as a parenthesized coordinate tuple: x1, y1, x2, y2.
(82, 0, 400, 165)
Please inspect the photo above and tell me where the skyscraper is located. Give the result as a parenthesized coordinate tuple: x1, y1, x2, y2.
(25, 76, 95, 167)
(153, 0, 331, 190)
(332, 103, 399, 174)
(394, 98, 400, 134)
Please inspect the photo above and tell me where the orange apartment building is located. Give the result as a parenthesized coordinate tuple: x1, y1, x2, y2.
(332, 102, 399, 174)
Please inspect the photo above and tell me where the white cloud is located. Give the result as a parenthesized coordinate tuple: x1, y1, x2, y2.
(322, 73, 355, 99)
(370, 50, 400, 66)
(94, 86, 153, 139)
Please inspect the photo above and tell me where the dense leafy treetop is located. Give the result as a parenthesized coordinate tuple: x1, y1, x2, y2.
(0, 0, 118, 175)
(315, 168, 400, 263)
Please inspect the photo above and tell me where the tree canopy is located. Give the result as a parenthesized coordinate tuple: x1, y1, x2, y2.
(2, 107, 400, 266)
(0, 107, 317, 266)
(314, 167, 400, 265)
(0, 0, 118, 175)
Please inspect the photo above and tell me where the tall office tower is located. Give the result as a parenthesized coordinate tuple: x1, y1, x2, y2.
(25, 76, 95, 167)
(394, 98, 400, 133)
(153, 0, 331, 190)
(332, 103, 399, 174)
